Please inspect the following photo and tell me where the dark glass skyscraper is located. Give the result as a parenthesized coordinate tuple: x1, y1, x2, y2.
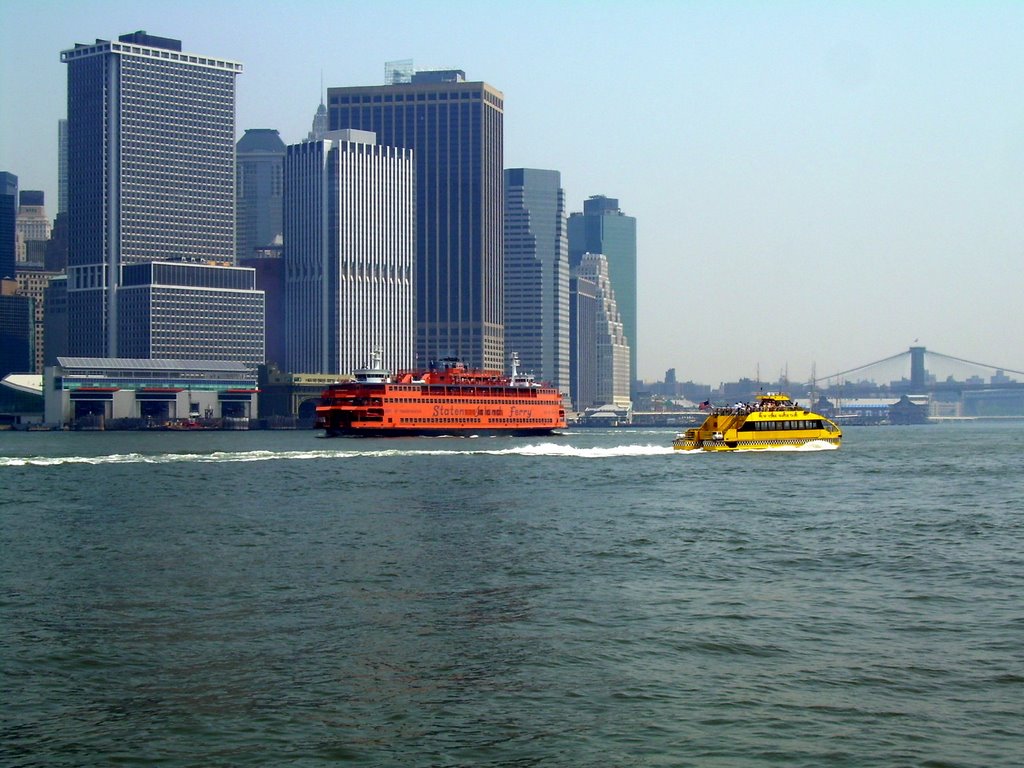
(0, 172, 17, 281)
(61, 31, 242, 356)
(327, 69, 505, 371)
(0, 291, 35, 379)
(568, 196, 637, 396)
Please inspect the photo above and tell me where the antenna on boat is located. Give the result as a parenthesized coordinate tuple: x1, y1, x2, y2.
(510, 351, 520, 377)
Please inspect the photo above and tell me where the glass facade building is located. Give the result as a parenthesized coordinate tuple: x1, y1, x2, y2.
(503, 168, 569, 394)
(61, 32, 242, 356)
(568, 196, 637, 396)
(327, 71, 504, 371)
(0, 293, 35, 379)
(0, 172, 16, 281)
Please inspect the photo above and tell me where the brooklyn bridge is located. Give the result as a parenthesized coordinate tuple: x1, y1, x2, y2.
(813, 346, 1024, 396)
(632, 347, 1024, 425)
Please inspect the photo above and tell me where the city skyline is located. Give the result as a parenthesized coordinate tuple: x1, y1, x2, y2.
(3, 1, 1023, 383)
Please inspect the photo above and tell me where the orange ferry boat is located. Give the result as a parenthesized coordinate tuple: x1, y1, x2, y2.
(315, 351, 566, 437)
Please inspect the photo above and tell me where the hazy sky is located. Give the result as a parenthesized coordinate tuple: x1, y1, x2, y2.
(2, 0, 1022, 384)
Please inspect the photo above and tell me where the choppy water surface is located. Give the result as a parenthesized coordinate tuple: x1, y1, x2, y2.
(2, 424, 1022, 766)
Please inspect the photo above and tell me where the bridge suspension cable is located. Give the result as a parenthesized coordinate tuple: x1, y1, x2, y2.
(813, 351, 909, 384)
(814, 348, 1024, 384)
(922, 350, 1024, 378)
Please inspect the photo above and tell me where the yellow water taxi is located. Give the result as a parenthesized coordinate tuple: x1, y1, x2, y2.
(673, 393, 842, 451)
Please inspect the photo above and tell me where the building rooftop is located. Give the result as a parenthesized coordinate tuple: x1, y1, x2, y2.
(237, 128, 286, 154)
(56, 357, 251, 374)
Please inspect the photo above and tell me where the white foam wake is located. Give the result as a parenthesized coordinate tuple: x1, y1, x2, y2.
(0, 443, 679, 467)
(759, 440, 840, 452)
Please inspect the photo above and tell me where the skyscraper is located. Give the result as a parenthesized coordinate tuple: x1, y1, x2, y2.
(283, 130, 414, 376)
(571, 253, 631, 410)
(0, 286, 34, 380)
(503, 168, 569, 394)
(61, 31, 242, 356)
(569, 271, 598, 412)
(328, 67, 504, 371)
(0, 172, 16, 281)
(236, 129, 285, 262)
(568, 195, 637, 396)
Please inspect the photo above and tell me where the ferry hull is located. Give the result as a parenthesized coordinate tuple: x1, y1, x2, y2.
(322, 425, 561, 438)
(674, 435, 842, 451)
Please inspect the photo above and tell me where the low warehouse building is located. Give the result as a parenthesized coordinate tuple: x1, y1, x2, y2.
(44, 357, 259, 429)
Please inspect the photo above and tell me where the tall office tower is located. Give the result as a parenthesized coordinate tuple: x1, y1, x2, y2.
(571, 253, 631, 410)
(0, 282, 34, 379)
(61, 31, 242, 356)
(569, 271, 598, 412)
(16, 191, 52, 264)
(503, 168, 569, 393)
(0, 172, 16, 280)
(117, 261, 264, 364)
(568, 195, 637, 396)
(283, 130, 414, 376)
(236, 129, 285, 262)
(328, 67, 505, 371)
(58, 120, 69, 215)
(240, 248, 285, 369)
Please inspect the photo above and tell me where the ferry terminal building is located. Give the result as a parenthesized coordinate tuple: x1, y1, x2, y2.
(45, 357, 259, 427)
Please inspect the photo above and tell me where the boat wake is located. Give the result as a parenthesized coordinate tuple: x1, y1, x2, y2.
(479, 443, 676, 458)
(726, 440, 840, 453)
(1, 443, 678, 467)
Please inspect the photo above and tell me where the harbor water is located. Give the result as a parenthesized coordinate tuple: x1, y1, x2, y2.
(2, 423, 1022, 766)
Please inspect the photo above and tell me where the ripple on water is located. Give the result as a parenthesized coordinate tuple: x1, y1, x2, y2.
(2, 425, 1023, 766)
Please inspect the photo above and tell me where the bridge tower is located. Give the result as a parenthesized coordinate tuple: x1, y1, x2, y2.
(910, 346, 927, 390)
